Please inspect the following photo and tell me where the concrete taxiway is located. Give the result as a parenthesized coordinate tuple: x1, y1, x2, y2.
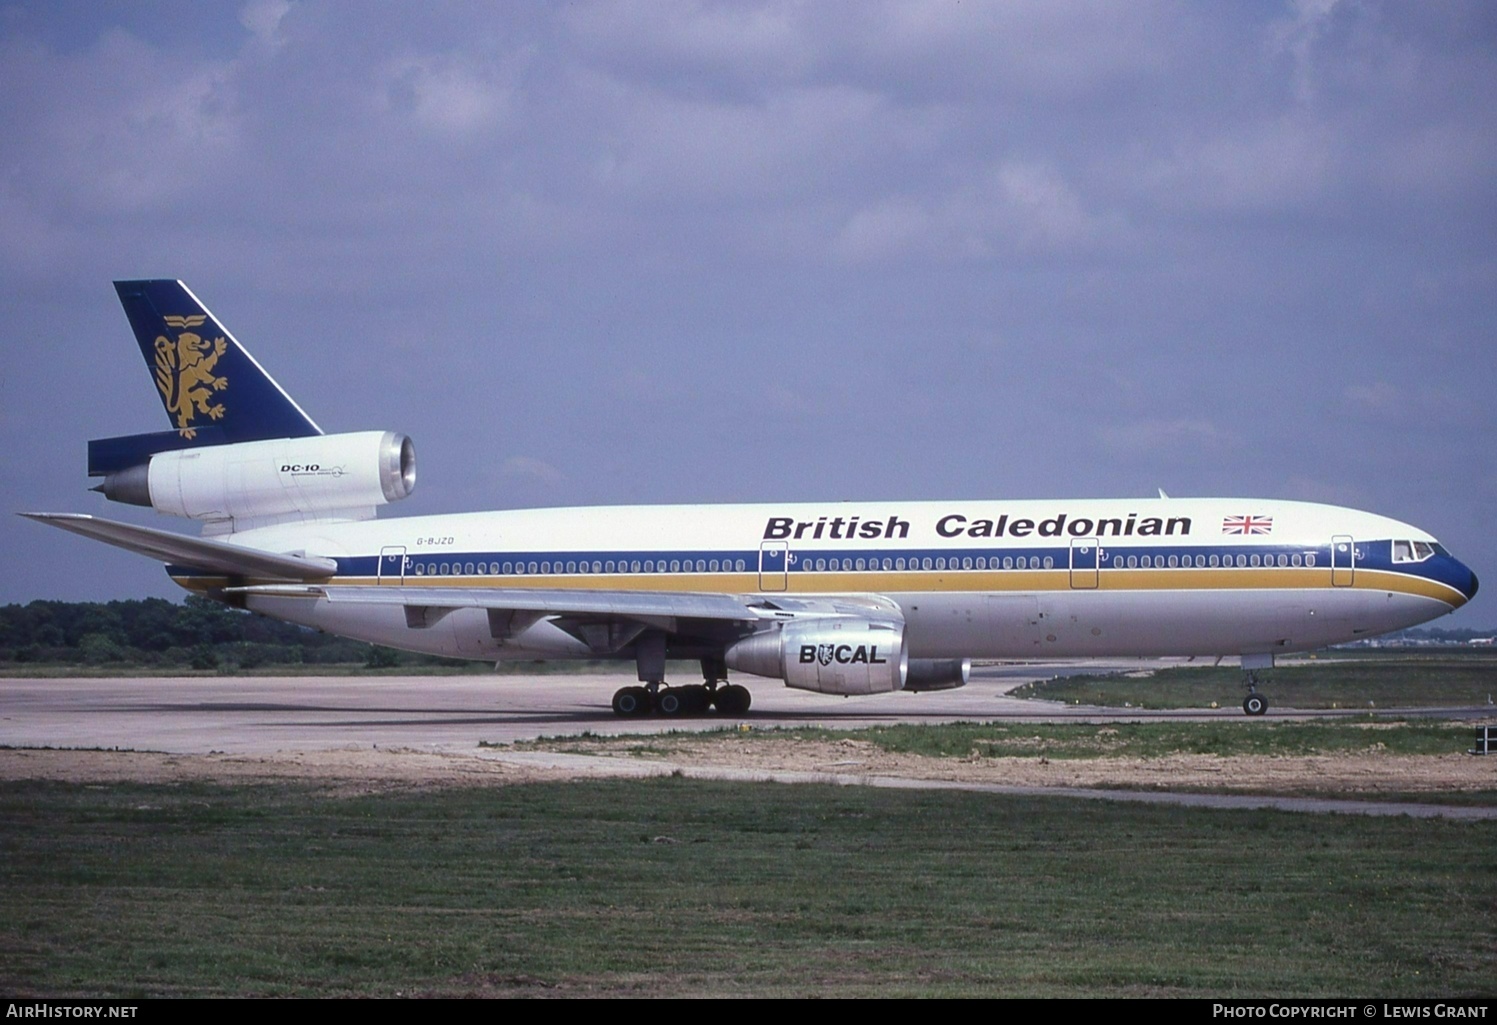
(1, 661, 1487, 756)
(0, 663, 1107, 755)
(5, 664, 1493, 820)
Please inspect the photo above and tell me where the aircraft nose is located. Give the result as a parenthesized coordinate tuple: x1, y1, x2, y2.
(1466, 568, 1480, 602)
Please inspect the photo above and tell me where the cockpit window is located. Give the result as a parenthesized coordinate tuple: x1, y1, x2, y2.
(1392, 540, 1435, 563)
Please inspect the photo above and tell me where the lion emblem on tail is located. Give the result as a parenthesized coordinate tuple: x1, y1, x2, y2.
(154, 314, 228, 438)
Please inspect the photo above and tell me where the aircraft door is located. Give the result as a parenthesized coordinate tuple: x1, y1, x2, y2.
(759, 542, 788, 592)
(1331, 535, 1354, 587)
(1069, 538, 1100, 589)
(378, 545, 407, 585)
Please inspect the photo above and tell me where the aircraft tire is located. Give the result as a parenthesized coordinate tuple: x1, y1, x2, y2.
(657, 689, 685, 716)
(1243, 694, 1268, 716)
(680, 684, 712, 714)
(613, 686, 652, 717)
(714, 684, 751, 716)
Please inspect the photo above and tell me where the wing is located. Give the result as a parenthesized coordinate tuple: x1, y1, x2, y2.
(230, 583, 904, 653)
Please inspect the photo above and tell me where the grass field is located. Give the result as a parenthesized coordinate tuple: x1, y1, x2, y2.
(1011, 652, 1497, 710)
(2, 777, 1494, 997)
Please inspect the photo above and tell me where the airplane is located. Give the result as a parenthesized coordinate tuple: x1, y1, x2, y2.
(24, 280, 1480, 717)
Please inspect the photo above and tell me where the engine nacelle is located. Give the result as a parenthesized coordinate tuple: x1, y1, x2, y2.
(725, 618, 908, 695)
(904, 658, 970, 691)
(98, 430, 415, 530)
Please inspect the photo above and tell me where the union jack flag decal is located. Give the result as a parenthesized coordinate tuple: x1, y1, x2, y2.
(1223, 515, 1273, 535)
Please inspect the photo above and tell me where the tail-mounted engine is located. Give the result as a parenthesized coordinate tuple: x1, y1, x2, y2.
(94, 430, 415, 533)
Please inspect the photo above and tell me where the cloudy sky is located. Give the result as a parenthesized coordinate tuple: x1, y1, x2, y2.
(2, 1, 1493, 627)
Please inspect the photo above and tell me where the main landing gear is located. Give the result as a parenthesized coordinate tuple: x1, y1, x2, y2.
(611, 646, 752, 718)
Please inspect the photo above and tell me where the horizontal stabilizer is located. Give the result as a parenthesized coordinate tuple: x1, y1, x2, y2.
(88, 428, 230, 477)
(20, 513, 337, 580)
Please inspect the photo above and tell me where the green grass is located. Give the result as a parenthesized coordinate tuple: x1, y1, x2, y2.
(1012, 654, 1497, 710)
(1, 778, 1493, 997)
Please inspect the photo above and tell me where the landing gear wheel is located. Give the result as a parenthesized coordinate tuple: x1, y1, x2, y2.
(612, 686, 653, 717)
(713, 684, 751, 716)
(679, 684, 712, 714)
(1243, 693, 1268, 716)
(656, 689, 685, 716)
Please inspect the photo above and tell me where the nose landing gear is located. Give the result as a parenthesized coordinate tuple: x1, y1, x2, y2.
(1240, 654, 1273, 716)
(1242, 685, 1268, 716)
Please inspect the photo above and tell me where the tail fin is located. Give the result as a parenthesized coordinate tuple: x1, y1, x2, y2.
(91, 280, 321, 475)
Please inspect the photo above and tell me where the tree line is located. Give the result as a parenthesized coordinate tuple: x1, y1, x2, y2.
(0, 597, 466, 671)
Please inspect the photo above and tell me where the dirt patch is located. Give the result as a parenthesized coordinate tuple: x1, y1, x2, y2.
(0, 746, 548, 794)
(2, 738, 1491, 797)
(529, 734, 1495, 795)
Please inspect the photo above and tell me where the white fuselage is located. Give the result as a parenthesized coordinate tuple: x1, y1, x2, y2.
(191, 497, 1474, 665)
